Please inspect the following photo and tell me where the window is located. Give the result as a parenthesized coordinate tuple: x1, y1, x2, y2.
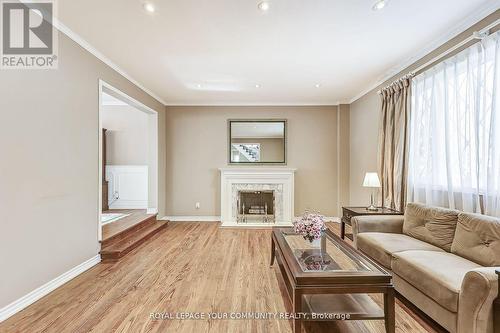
(408, 31, 500, 216)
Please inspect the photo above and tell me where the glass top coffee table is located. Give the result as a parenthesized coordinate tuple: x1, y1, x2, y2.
(270, 228, 394, 333)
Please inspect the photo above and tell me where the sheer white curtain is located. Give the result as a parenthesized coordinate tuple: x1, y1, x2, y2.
(408, 31, 500, 216)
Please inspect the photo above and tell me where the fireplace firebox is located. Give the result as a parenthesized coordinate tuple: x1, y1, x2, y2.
(237, 190, 275, 223)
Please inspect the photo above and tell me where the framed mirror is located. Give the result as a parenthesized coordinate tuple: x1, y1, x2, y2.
(228, 119, 286, 164)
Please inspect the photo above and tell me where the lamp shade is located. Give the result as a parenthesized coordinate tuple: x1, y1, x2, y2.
(362, 172, 381, 188)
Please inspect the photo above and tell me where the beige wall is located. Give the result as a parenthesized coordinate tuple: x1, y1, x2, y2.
(0, 31, 165, 309)
(337, 104, 350, 211)
(165, 106, 339, 217)
(349, 11, 500, 206)
(349, 93, 380, 206)
(102, 105, 149, 165)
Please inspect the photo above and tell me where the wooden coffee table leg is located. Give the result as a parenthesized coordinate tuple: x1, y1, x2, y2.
(270, 236, 276, 267)
(384, 288, 395, 333)
(340, 220, 345, 239)
(293, 289, 302, 333)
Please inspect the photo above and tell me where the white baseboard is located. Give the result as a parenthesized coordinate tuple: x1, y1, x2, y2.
(0, 255, 101, 323)
(161, 216, 221, 222)
(161, 216, 340, 223)
(220, 221, 293, 228)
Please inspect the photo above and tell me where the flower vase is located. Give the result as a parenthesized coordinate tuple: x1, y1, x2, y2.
(311, 232, 327, 261)
(320, 232, 326, 258)
(311, 237, 321, 248)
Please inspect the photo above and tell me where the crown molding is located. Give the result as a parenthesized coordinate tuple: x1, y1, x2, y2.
(348, 1, 500, 104)
(51, 20, 168, 106)
(164, 102, 341, 106)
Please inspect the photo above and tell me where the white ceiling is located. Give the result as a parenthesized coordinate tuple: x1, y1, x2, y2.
(58, 0, 499, 105)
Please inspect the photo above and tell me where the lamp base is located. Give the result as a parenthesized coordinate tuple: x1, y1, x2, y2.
(367, 191, 378, 211)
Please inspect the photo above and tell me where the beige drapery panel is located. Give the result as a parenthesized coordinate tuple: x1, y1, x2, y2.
(378, 77, 412, 212)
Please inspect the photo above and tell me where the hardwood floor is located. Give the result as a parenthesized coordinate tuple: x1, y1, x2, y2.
(0, 222, 438, 333)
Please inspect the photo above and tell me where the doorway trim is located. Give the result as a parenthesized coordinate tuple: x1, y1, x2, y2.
(98, 79, 159, 241)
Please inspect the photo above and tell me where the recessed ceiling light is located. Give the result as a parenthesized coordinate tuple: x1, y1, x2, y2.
(372, 0, 387, 11)
(143, 2, 155, 13)
(255, 84, 261, 88)
(196, 84, 202, 88)
(258, 1, 270, 12)
(315, 83, 321, 88)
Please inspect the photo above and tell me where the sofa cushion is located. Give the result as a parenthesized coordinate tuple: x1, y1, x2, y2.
(392, 250, 482, 312)
(403, 203, 459, 251)
(393, 274, 458, 333)
(451, 212, 500, 266)
(356, 232, 445, 268)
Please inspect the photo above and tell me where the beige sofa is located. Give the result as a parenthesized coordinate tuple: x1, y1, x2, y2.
(352, 202, 500, 333)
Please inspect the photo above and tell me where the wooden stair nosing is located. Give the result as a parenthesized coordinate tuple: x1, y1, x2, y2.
(100, 221, 168, 261)
(102, 214, 158, 246)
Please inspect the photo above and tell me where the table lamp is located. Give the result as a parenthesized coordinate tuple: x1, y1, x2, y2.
(363, 172, 381, 211)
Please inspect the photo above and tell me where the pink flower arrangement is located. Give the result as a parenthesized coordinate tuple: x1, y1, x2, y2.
(293, 211, 326, 242)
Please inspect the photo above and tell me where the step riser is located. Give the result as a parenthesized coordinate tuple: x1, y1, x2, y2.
(101, 224, 167, 262)
(100, 221, 168, 262)
(102, 215, 157, 246)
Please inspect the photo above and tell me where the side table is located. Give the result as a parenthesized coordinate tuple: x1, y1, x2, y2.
(341, 206, 403, 240)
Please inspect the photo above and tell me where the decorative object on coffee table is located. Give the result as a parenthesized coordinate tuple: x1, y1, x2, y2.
(293, 211, 327, 260)
(362, 172, 381, 211)
(341, 206, 403, 240)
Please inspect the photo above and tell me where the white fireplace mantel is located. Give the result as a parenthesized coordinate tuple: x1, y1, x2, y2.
(219, 167, 296, 227)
